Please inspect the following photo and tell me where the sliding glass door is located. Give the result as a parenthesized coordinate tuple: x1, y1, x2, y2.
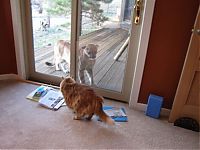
(75, 0, 137, 101)
(24, 0, 73, 83)
(23, 0, 145, 102)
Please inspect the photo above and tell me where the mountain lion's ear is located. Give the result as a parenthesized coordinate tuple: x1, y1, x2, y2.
(81, 45, 86, 49)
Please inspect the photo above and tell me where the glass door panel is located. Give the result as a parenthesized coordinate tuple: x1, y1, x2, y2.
(29, 0, 72, 78)
(76, 0, 135, 96)
(24, 0, 145, 102)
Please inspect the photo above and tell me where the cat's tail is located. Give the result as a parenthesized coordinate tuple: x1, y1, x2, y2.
(95, 98, 115, 125)
(45, 62, 55, 67)
(97, 110, 115, 125)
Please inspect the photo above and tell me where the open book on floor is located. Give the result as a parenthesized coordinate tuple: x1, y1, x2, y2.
(26, 85, 65, 110)
(102, 106, 128, 122)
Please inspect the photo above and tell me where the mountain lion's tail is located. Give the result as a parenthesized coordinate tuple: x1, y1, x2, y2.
(45, 62, 55, 67)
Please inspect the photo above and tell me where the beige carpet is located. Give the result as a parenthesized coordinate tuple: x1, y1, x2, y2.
(0, 79, 199, 149)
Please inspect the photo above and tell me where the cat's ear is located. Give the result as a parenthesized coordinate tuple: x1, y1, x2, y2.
(81, 46, 86, 49)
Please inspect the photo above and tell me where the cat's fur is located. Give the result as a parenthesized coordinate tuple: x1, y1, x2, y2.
(78, 44, 98, 85)
(60, 77, 115, 125)
(45, 40, 70, 73)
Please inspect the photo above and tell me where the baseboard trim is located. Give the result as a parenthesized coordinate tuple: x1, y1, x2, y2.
(1, 74, 171, 117)
(0, 74, 60, 89)
(0, 74, 20, 80)
(130, 102, 171, 117)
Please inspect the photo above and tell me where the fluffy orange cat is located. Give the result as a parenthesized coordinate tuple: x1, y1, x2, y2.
(60, 77, 115, 125)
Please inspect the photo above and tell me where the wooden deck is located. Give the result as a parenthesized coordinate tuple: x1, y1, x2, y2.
(35, 28, 129, 92)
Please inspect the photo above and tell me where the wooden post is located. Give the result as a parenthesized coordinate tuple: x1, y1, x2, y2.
(114, 36, 129, 61)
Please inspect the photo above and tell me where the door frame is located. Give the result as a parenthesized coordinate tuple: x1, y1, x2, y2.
(129, 0, 156, 108)
(10, 0, 156, 107)
(11, 0, 77, 85)
(169, 8, 200, 123)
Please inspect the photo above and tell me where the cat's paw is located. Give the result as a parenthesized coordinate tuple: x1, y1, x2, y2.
(73, 115, 81, 120)
(86, 114, 94, 120)
(55, 68, 61, 71)
(64, 70, 70, 74)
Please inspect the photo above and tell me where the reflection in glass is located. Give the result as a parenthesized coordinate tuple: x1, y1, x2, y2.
(77, 0, 134, 92)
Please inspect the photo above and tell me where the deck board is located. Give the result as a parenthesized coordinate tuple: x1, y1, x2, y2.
(105, 48, 128, 92)
(35, 28, 129, 92)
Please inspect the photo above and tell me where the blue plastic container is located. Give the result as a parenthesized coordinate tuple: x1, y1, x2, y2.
(145, 94, 163, 118)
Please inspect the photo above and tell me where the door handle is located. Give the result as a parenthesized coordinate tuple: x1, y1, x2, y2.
(134, 0, 142, 25)
(192, 29, 200, 35)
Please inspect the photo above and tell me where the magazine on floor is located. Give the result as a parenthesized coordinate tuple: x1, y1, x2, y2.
(26, 85, 65, 110)
(101, 106, 128, 122)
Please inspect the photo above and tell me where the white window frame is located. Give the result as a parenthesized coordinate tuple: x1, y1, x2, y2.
(10, 0, 162, 112)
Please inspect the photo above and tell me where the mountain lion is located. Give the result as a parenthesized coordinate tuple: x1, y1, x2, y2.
(78, 44, 98, 85)
(45, 40, 70, 73)
(45, 40, 98, 85)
